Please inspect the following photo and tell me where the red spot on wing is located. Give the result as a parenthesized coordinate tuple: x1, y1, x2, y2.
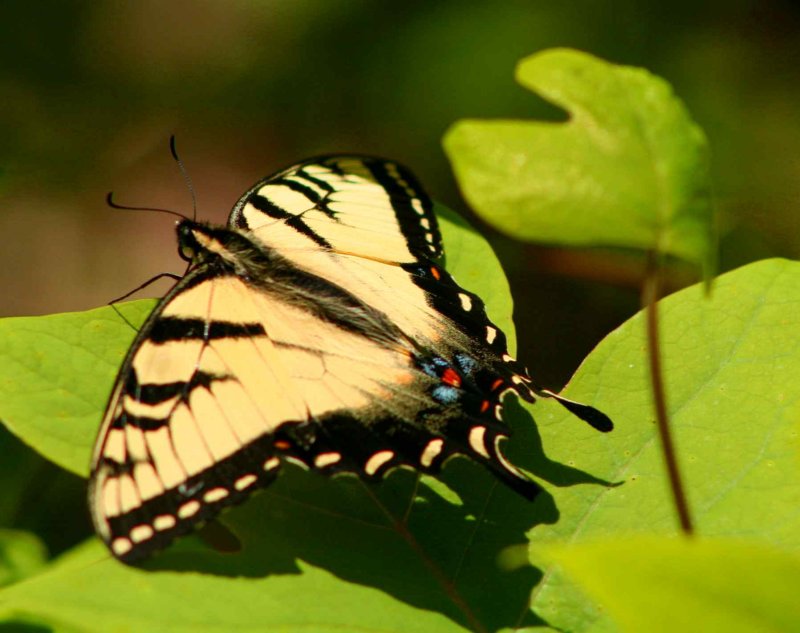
(480, 400, 490, 413)
(274, 440, 291, 450)
(491, 378, 504, 391)
(441, 368, 461, 388)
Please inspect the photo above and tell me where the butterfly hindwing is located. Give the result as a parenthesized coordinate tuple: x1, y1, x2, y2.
(90, 155, 550, 563)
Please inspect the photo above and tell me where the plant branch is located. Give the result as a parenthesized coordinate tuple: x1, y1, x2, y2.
(642, 250, 694, 535)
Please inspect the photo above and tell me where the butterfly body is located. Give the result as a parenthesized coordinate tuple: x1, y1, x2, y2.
(89, 155, 610, 563)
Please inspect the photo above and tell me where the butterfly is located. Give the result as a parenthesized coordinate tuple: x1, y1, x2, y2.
(88, 154, 612, 563)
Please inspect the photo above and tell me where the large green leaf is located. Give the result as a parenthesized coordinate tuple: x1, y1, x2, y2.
(540, 537, 800, 633)
(525, 258, 800, 631)
(2, 215, 798, 629)
(444, 48, 714, 271)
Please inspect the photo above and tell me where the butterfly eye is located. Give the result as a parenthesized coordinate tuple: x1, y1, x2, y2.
(176, 222, 199, 262)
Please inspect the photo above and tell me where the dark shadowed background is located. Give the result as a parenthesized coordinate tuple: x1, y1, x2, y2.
(1, 0, 800, 553)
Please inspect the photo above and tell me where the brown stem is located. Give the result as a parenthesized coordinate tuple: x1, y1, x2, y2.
(642, 250, 694, 535)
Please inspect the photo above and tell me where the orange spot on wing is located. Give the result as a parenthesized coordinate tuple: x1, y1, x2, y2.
(480, 400, 490, 413)
(430, 267, 441, 280)
(491, 378, 504, 391)
(442, 368, 461, 388)
(274, 440, 291, 450)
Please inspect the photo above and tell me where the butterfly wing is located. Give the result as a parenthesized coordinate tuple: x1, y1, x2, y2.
(89, 265, 533, 562)
(230, 156, 539, 396)
(90, 261, 441, 561)
(229, 155, 442, 262)
(229, 155, 613, 434)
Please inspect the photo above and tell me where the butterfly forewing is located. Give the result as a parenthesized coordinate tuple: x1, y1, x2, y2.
(229, 156, 442, 262)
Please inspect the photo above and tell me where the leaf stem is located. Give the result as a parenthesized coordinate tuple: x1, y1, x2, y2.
(642, 250, 694, 535)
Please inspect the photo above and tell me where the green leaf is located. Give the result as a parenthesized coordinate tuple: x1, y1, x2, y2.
(0, 210, 535, 632)
(444, 48, 714, 272)
(0, 470, 541, 631)
(0, 300, 155, 476)
(3, 212, 797, 628)
(0, 530, 48, 589)
(540, 537, 800, 633)
(526, 258, 800, 631)
(0, 536, 466, 633)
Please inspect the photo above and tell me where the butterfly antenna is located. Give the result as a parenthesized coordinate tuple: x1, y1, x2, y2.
(106, 192, 189, 222)
(169, 135, 197, 221)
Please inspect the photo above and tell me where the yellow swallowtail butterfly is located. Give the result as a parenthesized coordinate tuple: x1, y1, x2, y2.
(89, 154, 612, 562)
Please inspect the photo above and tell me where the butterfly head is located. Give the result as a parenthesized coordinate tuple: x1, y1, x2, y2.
(177, 220, 200, 263)
(177, 219, 204, 263)
(177, 220, 244, 266)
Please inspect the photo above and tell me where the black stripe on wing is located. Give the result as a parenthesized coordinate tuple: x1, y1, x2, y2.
(294, 168, 335, 197)
(125, 370, 223, 405)
(401, 261, 536, 399)
(277, 175, 325, 206)
(148, 317, 266, 343)
(230, 155, 441, 261)
(111, 370, 233, 431)
(358, 158, 442, 260)
(247, 193, 332, 249)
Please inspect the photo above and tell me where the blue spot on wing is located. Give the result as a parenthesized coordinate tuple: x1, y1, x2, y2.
(419, 355, 450, 378)
(454, 353, 477, 375)
(432, 385, 460, 405)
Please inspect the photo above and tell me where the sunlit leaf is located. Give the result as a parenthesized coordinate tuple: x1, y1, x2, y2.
(444, 48, 714, 273)
(541, 537, 800, 633)
(527, 258, 800, 631)
(0, 300, 155, 476)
